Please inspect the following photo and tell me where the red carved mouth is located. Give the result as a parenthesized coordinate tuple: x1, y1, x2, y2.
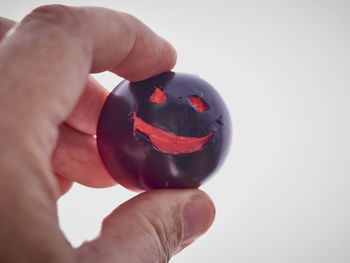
(133, 110, 214, 155)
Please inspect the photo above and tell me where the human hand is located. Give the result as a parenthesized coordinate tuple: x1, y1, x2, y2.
(0, 5, 215, 263)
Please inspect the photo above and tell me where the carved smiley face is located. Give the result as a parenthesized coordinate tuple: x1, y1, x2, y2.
(133, 87, 214, 155)
(97, 72, 231, 191)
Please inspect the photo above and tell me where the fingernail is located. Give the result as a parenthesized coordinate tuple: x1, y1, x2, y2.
(182, 193, 215, 243)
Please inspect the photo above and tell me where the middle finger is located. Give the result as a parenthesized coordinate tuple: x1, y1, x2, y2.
(52, 124, 116, 188)
(65, 75, 109, 135)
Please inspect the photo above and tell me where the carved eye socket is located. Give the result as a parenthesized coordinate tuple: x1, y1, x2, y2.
(150, 87, 167, 104)
(189, 96, 209, 113)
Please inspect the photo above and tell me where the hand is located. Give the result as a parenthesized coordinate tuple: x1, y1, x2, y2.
(0, 5, 215, 263)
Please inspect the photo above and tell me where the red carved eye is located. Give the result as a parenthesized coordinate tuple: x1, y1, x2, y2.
(150, 87, 167, 104)
(189, 96, 208, 113)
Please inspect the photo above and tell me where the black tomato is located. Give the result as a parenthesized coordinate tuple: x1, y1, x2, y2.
(97, 72, 232, 191)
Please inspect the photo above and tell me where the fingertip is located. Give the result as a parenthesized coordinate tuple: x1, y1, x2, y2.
(163, 39, 177, 71)
(110, 30, 177, 82)
(182, 190, 216, 244)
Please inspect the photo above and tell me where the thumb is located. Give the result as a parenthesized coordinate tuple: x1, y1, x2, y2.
(76, 189, 215, 263)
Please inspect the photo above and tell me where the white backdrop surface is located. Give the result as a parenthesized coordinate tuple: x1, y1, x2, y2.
(1, 0, 350, 262)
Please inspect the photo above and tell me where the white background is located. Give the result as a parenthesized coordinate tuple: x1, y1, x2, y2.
(1, 0, 350, 262)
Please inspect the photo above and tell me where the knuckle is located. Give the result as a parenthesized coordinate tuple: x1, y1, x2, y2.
(142, 211, 184, 262)
(22, 4, 85, 34)
(29, 5, 74, 22)
(19, 5, 91, 56)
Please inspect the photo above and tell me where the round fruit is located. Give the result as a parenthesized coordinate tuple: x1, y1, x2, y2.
(97, 72, 231, 191)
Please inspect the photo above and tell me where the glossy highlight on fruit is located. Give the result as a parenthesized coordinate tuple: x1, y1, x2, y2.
(97, 72, 232, 191)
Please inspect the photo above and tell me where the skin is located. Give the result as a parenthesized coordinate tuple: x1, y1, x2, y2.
(0, 5, 215, 263)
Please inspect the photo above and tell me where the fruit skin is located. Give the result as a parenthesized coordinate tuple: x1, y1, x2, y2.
(97, 72, 232, 191)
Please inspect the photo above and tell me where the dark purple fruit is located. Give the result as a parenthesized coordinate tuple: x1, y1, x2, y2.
(97, 72, 231, 191)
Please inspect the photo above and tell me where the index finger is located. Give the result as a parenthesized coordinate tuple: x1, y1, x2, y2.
(0, 5, 176, 155)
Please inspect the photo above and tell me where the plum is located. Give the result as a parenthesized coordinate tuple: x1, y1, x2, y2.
(97, 72, 231, 191)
